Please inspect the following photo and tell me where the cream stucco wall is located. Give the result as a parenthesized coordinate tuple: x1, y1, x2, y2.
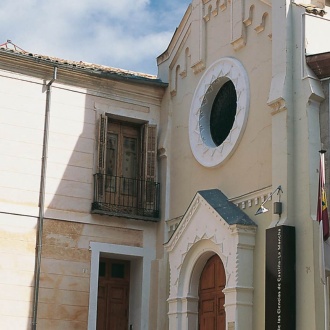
(158, 2, 273, 328)
(159, 1, 330, 329)
(0, 57, 167, 329)
(158, 0, 272, 220)
(0, 70, 44, 329)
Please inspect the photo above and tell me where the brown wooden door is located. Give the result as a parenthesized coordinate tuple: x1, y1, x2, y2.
(106, 121, 140, 211)
(199, 255, 226, 330)
(97, 258, 130, 330)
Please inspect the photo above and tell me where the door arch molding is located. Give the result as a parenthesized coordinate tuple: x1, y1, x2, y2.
(178, 239, 224, 299)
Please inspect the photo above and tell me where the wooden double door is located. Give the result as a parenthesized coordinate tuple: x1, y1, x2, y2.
(199, 255, 226, 330)
(97, 258, 130, 330)
(106, 122, 140, 209)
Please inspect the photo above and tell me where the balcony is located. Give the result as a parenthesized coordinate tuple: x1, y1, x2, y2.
(92, 173, 160, 221)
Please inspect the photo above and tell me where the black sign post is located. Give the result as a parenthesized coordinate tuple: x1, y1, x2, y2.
(265, 225, 295, 329)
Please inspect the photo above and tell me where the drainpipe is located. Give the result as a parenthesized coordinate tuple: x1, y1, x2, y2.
(32, 66, 57, 330)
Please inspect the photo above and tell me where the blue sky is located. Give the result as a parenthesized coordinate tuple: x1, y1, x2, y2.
(0, 0, 191, 75)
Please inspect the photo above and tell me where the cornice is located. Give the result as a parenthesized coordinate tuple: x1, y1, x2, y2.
(229, 185, 273, 212)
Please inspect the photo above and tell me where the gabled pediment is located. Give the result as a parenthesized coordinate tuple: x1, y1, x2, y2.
(165, 189, 257, 329)
(165, 189, 256, 252)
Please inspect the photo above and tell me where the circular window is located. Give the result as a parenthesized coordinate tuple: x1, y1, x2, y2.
(209, 80, 237, 146)
(189, 58, 249, 167)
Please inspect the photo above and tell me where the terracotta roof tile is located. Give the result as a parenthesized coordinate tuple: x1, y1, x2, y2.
(296, 3, 326, 17)
(0, 44, 164, 84)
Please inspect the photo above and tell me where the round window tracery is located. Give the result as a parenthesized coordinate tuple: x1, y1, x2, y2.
(189, 57, 250, 167)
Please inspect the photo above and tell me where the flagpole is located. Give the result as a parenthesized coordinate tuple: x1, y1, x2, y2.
(321, 219, 326, 285)
(325, 276, 329, 330)
(318, 150, 329, 330)
(321, 219, 329, 330)
(325, 277, 329, 330)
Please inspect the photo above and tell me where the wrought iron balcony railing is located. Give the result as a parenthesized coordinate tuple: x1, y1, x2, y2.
(92, 173, 160, 220)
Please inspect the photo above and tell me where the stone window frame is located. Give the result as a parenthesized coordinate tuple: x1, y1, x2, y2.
(189, 57, 250, 167)
(87, 242, 154, 330)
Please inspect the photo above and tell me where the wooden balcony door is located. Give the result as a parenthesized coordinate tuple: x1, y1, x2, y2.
(96, 114, 158, 217)
(198, 255, 226, 330)
(106, 121, 140, 210)
(97, 258, 130, 330)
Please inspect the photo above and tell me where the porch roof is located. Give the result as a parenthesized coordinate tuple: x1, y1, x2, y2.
(198, 189, 257, 226)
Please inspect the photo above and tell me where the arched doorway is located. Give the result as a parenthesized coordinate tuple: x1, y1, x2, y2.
(198, 254, 226, 330)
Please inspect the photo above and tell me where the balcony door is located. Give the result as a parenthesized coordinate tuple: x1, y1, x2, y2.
(95, 114, 159, 218)
(105, 121, 140, 211)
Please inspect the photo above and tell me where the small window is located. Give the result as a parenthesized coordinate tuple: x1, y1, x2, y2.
(111, 263, 125, 279)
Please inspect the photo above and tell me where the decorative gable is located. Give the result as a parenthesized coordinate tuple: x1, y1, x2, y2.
(165, 189, 257, 330)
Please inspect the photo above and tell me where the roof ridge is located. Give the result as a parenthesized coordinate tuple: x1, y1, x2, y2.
(0, 46, 163, 82)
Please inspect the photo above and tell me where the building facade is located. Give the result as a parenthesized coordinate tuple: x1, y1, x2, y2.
(1, 0, 330, 329)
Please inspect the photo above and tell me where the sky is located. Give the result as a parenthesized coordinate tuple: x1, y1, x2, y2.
(0, 0, 191, 75)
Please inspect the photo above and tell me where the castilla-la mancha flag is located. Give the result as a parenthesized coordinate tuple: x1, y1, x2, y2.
(317, 151, 330, 241)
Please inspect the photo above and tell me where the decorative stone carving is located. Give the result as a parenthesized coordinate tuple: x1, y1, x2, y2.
(231, 0, 246, 50)
(203, 4, 212, 21)
(212, 0, 220, 16)
(220, 0, 227, 11)
(158, 147, 167, 159)
(254, 12, 268, 33)
(179, 48, 189, 78)
(243, 5, 254, 26)
(170, 65, 181, 97)
(191, 61, 206, 74)
(191, 1, 206, 74)
(229, 186, 273, 212)
(268, 97, 287, 115)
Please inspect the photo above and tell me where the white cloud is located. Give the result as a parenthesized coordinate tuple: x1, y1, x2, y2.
(0, 0, 190, 74)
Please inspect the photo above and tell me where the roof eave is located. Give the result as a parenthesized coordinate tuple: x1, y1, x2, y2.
(0, 48, 168, 88)
(306, 51, 330, 80)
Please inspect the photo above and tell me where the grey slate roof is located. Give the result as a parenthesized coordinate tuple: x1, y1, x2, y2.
(198, 189, 257, 226)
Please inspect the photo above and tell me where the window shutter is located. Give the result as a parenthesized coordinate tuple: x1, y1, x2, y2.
(143, 124, 158, 210)
(98, 114, 108, 174)
(144, 124, 157, 182)
(97, 114, 107, 198)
